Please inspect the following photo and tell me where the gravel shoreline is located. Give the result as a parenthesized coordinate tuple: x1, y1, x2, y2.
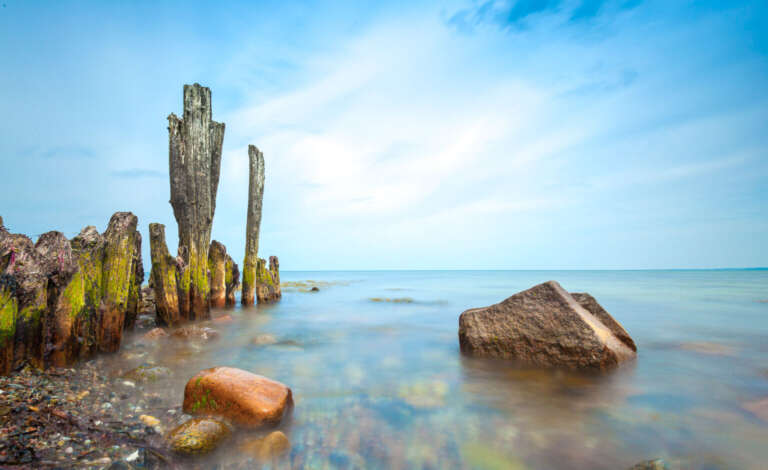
(0, 362, 173, 469)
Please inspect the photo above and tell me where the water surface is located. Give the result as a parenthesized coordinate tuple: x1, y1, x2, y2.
(120, 270, 768, 469)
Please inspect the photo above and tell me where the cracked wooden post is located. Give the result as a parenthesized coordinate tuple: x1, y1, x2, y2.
(242, 145, 265, 306)
(148, 223, 181, 326)
(168, 83, 225, 320)
(208, 240, 227, 308)
(97, 212, 142, 352)
(208, 240, 240, 308)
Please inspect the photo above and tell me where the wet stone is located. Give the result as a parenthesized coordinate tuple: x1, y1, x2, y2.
(165, 417, 232, 455)
(629, 459, 670, 470)
(123, 365, 173, 383)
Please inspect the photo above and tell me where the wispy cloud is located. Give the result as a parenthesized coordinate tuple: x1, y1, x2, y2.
(0, 0, 765, 269)
(38, 145, 95, 160)
(449, 0, 643, 31)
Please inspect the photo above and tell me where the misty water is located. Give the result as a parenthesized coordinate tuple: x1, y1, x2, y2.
(111, 270, 768, 469)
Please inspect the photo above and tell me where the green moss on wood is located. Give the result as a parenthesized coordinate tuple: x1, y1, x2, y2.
(0, 289, 17, 344)
(102, 231, 135, 308)
(61, 270, 86, 319)
(224, 260, 233, 285)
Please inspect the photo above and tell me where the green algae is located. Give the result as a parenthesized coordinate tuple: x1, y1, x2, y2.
(224, 259, 234, 285)
(102, 231, 135, 308)
(256, 258, 273, 286)
(61, 270, 86, 319)
(461, 442, 527, 470)
(0, 289, 16, 344)
(242, 260, 256, 291)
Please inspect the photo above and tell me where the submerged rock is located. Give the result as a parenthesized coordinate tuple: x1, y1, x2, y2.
(251, 334, 278, 346)
(239, 430, 291, 460)
(172, 326, 219, 342)
(124, 365, 172, 383)
(398, 381, 449, 409)
(743, 397, 768, 423)
(629, 459, 669, 470)
(250, 334, 301, 348)
(679, 341, 736, 356)
(165, 417, 232, 455)
(142, 327, 169, 341)
(212, 314, 234, 324)
(183, 366, 293, 428)
(458, 280, 637, 371)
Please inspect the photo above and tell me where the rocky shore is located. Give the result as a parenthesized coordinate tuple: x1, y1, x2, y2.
(0, 362, 165, 469)
(0, 310, 294, 469)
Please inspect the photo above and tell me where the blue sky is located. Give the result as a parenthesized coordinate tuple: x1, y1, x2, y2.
(0, 0, 766, 270)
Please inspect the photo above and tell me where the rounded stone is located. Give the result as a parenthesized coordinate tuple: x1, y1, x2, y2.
(165, 417, 232, 455)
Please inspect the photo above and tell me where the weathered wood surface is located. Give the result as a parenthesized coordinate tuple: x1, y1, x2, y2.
(148, 223, 181, 326)
(242, 145, 265, 306)
(0, 212, 143, 374)
(208, 240, 239, 308)
(167, 83, 225, 320)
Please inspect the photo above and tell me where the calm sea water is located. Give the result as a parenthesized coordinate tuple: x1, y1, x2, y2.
(128, 270, 768, 469)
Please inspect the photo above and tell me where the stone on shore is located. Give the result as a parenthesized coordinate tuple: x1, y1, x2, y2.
(458, 280, 637, 371)
(183, 366, 293, 428)
(165, 417, 232, 455)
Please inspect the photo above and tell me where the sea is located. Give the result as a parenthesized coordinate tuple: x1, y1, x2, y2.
(124, 270, 768, 469)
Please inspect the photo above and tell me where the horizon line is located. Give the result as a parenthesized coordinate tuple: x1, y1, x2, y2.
(280, 267, 768, 272)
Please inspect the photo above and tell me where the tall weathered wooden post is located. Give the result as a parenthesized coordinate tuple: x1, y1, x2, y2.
(242, 145, 265, 305)
(242, 145, 281, 305)
(165, 83, 224, 320)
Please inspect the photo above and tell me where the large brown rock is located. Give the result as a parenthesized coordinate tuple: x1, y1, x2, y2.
(183, 366, 293, 428)
(458, 281, 636, 371)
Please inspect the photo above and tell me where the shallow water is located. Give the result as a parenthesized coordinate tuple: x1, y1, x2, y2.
(118, 270, 768, 469)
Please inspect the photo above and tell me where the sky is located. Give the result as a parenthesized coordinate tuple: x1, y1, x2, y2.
(0, 0, 766, 270)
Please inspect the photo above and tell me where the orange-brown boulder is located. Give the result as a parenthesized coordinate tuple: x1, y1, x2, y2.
(183, 366, 292, 428)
